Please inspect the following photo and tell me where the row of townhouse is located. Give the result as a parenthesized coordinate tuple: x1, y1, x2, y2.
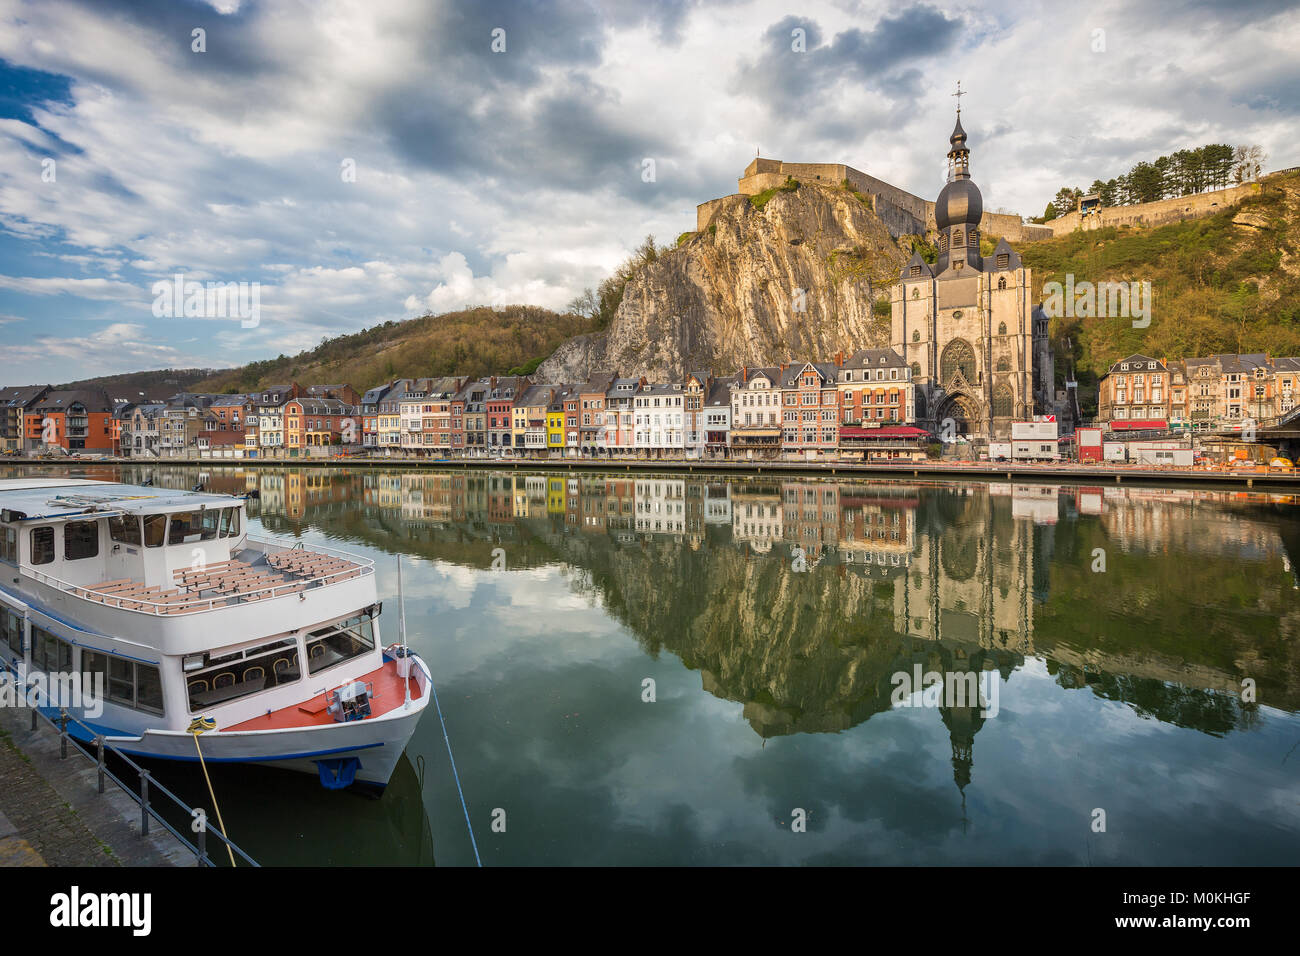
(1097, 352, 1300, 429)
(0, 347, 925, 460)
(1, 387, 117, 453)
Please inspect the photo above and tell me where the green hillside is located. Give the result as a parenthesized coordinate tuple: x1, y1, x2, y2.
(194, 305, 598, 393)
(1014, 171, 1300, 398)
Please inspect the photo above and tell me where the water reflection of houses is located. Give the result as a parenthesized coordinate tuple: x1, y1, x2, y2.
(730, 482, 783, 553)
(634, 479, 686, 538)
(837, 485, 917, 577)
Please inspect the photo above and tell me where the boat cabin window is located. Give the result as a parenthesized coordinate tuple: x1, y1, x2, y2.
(83, 652, 164, 716)
(306, 615, 375, 675)
(108, 515, 142, 547)
(218, 507, 240, 537)
(3, 608, 23, 656)
(64, 521, 99, 561)
(30, 527, 54, 565)
(0, 525, 15, 564)
(143, 514, 168, 548)
(168, 511, 219, 545)
(30, 626, 72, 673)
(185, 637, 301, 712)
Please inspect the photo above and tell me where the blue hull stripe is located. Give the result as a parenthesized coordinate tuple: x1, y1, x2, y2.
(105, 741, 386, 764)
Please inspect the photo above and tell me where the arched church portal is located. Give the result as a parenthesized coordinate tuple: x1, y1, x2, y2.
(937, 393, 980, 436)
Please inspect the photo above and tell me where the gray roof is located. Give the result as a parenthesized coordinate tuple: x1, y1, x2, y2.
(779, 362, 836, 388)
(843, 348, 906, 370)
(990, 236, 1021, 270)
(903, 251, 933, 278)
(361, 382, 399, 405)
(706, 377, 735, 406)
(735, 366, 781, 387)
(32, 389, 112, 414)
(0, 385, 50, 408)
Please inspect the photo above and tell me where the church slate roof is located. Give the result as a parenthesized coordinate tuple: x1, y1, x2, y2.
(904, 251, 933, 278)
(990, 237, 1021, 270)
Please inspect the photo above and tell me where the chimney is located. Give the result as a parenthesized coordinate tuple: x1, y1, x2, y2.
(835, 350, 844, 367)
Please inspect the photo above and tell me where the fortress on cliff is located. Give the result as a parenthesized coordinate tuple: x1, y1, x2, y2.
(696, 156, 1264, 243)
(696, 156, 1052, 242)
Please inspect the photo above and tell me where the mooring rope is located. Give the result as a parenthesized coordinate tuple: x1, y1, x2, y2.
(188, 717, 236, 867)
(425, 670, 481, 867)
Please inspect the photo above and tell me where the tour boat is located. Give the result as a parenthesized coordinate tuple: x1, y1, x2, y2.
(0, 478, 431, 791)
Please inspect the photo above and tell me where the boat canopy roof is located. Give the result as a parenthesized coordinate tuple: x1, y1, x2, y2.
(0, 479, 243, 522)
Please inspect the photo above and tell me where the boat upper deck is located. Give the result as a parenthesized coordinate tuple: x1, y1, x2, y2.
(25, 535, 372, 615)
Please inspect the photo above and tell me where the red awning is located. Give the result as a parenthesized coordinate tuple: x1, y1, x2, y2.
(1111, 420, 1167, 431)
(840, 426, 930, 438)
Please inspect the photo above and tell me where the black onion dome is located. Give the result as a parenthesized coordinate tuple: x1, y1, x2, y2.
(935, 177, 983, 230)
(949, 115, 967, 149)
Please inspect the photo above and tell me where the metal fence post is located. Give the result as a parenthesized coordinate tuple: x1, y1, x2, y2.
(139, 770, 151, 837)
(197, 825, 207, 867)
(59, 709, 67, 759)
(96, 735, 105, 794)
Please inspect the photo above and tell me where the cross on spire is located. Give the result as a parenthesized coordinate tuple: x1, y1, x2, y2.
(952, 80, 965, 115)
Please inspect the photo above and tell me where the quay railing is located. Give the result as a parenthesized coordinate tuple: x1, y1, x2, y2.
(0, 658, 258, 867)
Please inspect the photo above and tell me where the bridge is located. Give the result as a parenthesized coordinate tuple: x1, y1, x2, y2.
(1207, 406, 1300, 459)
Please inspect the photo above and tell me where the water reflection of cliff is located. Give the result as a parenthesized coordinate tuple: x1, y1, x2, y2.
(13, 464, 1299, 742)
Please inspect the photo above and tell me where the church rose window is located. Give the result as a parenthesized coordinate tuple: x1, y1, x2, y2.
(940, 340, 976, 384)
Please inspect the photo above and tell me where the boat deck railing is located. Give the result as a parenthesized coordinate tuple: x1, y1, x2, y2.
(21, 535, 374, 616)
(0, 657, 258, 867)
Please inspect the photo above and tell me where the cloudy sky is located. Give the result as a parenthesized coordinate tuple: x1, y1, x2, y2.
(0, 0, 1295, 385)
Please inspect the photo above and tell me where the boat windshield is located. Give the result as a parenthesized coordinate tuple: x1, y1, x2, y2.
(168, 511, 220, 545)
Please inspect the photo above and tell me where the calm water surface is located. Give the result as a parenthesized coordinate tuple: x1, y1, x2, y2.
(9, 462, 1300, 866)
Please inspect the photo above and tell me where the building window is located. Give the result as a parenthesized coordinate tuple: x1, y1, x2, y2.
(940, 339, 976, 384)
(0, 525, 16, 565)
(993, 384, 1014, 418)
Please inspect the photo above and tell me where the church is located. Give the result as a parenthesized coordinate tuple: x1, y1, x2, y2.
(890, 104, 1060, 441)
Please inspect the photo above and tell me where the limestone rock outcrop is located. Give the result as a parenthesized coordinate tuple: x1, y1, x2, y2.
(538, 182, 909, 382)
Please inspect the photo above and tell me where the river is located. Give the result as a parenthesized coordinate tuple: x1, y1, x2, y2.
(7, 462, 1300, 866)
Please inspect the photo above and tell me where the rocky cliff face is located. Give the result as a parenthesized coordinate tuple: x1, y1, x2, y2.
(538, 182, 910, 382)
